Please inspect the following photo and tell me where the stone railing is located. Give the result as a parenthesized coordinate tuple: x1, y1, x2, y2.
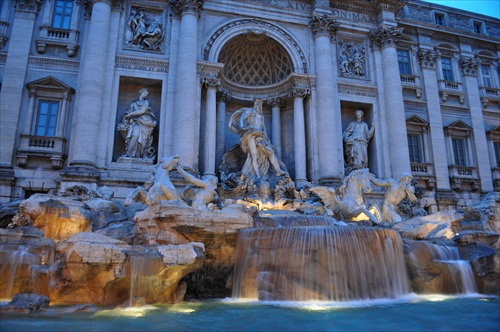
(400, 74, 422, 98)
(35, 26, 79, 57)
(16, 134, 66, 169)
(438, 80, 465, 103)
(448, 165, 480, 190)
(410, 162, 434, 176)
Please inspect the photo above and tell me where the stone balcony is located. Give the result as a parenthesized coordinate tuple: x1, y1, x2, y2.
(400, 74, 422, 98)
(35, 26, 79, 57)
(479, 86, 500, 107)
(410, 162, 435, 189)
(16, 134, 66, 169)
(448, 165, 480, 191)
(438, 80, 465, 104)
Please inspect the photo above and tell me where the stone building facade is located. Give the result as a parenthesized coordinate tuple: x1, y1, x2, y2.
(0, 0, 499, 211)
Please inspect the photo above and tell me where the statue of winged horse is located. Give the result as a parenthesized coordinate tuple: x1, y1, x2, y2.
(310, 168, 381, 224)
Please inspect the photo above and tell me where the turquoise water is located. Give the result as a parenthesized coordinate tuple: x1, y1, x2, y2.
(1, 295, 499, 332)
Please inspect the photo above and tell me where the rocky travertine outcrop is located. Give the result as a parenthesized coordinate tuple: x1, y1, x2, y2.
(134, 200, 254, 297)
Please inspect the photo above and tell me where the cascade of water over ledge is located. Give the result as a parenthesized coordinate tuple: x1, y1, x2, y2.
(232, 223, 410, 301)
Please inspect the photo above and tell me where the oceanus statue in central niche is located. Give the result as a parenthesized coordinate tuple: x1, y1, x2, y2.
(219, 99, 295, 203)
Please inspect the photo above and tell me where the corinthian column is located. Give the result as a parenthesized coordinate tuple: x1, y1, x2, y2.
(309, 13, 341, 184)
(370, 26, 411, 178)
(202, 77, 219, 178)
(418, 48, 451, 191)
(170, 0, 204, 169)
(69, 0, 112, 168)
(460, 56, 494, 192)
(292, 87, 309, 183)
(268, 98, 284, 159)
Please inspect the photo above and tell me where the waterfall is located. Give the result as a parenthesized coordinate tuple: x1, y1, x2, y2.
(128, 252, 162, 307)
(405, 241, 478, 294)
(0, 245, 40, 299)
(232, 226, 409, 301)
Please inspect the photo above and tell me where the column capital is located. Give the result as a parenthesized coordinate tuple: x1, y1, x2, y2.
(418, 48, 440, 69)
(15, 0, 41, 13)
(170, 0, 204, 17)
(460, 56, 479, 77)
(216, 92, 230, 103)
(369, 26, 403, 49)
(267, 98, 286, 108)
(291, 86, 310, 99)
(309, 14, 338, 39)
(201, 76, 220, 88)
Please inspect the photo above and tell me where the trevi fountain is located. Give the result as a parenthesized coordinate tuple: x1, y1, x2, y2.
(0, 98, 498, 331)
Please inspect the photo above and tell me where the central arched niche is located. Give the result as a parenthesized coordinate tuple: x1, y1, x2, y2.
(218, 32, 294, 86)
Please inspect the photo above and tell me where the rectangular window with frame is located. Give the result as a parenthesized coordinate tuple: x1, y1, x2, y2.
(397, 49, 412, 75)
(52, 0, 73, 29)
(441, 57, 454, 82)
(435, 13, 444, 25)
(494, 142, 500, 168)
(473, 21, 483, 34)
(452, 138, 467, 166)
(481, 65, 492, 88)
(408, 134, 422, 163)
(36, 100, 59, 137)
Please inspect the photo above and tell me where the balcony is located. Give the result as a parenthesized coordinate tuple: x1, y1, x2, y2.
(479, 86, 500, 107)
(410, 162, 435, 189)
(448, 165, 480, 191)
(492, 167, 500, 191)
(438, 80, 465, 103)
(400, 74, 422, 98)
(35, 26, 79, 57)
(16, 134, 66, 169)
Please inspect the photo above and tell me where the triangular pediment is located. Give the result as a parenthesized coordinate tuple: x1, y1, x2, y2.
(444, 120, 473, 132)
(26, 76, 74, 92)
(487, 125, 500, 140)
(406, 115, 429, 127)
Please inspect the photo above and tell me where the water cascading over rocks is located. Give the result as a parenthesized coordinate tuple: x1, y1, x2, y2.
(232, 223, 410, 301)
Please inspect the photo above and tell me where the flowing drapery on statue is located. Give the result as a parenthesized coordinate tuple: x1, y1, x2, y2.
(117, 88, 157, 160)
(228, 99, 287, 182)
(343, 110, 374, 172)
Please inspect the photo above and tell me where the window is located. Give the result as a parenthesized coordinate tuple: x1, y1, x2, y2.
(397, 49, 412, 75)
(452, 138, 467, 166)
(408, 134, 422, 163)
(473, 21, 483, 34)
(481, 65, 492, 88)
(434, 13, 445, 26)
(36, 101, 59, 136)
(441, 57, 454, 81)
(52, 0, 73, 29)
(494, 142, 500, 168)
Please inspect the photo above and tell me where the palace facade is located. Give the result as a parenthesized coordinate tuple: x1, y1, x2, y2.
(0, 0, 499, 211)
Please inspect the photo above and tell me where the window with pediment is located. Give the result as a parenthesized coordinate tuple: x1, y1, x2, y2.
(16, 77, 74, 169)
(0, 0, 11, 49)
(435, 44, 464, 103)
(406, 115, 433, 176)
(475, 51, 499, 106)
(35, 0, 82, 57)
(444, 121, 473, 167)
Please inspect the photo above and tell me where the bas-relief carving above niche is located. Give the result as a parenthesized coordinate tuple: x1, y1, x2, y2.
(123, 4, 165, 53)
(337, 39, 369, 80)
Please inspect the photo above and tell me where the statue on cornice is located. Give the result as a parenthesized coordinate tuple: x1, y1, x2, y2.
(117, 88, 157, 160)
(343, 110, 374, 173)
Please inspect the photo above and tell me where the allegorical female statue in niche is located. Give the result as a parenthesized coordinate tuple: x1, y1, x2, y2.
(117, 88, 157, 160)
(343, 109, 375, 172)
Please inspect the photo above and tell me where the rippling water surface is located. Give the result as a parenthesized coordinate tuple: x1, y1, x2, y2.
(1, 295, 499, 332)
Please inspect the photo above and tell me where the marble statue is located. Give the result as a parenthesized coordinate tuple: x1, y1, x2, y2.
(311, 168, 380, 224)
(370, 173, 418, 223)
(117, 88, 157, 160)
(228, 98, 287, 182)
(343, 110, 374, 172)
(176, 164, 218, 211)
(125, 155, 183, 206)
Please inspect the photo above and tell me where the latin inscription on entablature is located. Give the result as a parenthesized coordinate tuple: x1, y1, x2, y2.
(115, 56, 169, 73)
(256, 0, 311, 11)
(331, 9, 376, 24)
